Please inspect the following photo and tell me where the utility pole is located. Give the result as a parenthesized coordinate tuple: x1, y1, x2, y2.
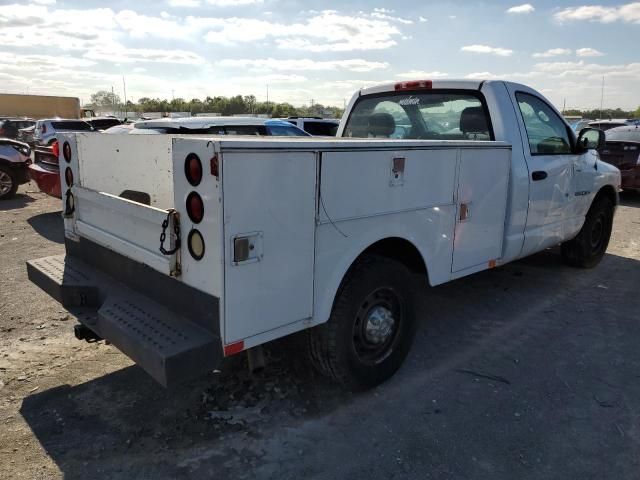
(111, 85, 115, 115)
(599, 76, 605, 120)
(122, 76, 127, 119)
(562, 98, 566, 115)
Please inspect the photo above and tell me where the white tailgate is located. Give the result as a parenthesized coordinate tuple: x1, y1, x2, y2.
(74, 188, 175, 274)
(222, 151, 317, 343)
(452, 148, 511, 272)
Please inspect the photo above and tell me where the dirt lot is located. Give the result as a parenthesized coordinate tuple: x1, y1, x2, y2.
(1, 183, 639, 480)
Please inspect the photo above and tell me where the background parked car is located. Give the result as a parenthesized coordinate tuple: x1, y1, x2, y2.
(33, 118, 94, 146)
(17, 125, 36, 148)
(0, 118, 36, 140)
(598, 124, 640, 192)
(0, 139, 31, 199)
(588, 119, 640, 131)
(284, 117, 340, 136)
(570, 119, 591, 132)
(85, 117, 122, 131)
(128, 117, 312, 136)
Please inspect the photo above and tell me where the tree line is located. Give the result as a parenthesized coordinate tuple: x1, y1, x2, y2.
(563, 107, 639, 120)
(88, 90, 344, 118)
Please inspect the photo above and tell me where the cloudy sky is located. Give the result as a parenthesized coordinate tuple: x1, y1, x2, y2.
(1, 0, 638, 110)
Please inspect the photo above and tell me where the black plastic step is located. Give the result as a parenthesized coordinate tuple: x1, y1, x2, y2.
(26, 255, 100, 308)
(96, 293, 218, 387)
(27, 254, 221, 387)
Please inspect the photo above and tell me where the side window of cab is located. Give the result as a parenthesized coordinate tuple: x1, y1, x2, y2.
(516, 93, 571, 155)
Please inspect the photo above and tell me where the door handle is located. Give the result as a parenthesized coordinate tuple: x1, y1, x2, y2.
(532, 171, 548, 181)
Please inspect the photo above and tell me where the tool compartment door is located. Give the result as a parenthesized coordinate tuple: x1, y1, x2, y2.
(222, 151, 316, 343)
(452, 148, 511, 272)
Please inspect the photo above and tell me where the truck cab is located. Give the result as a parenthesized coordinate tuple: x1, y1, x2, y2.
(338, 79, 620, 265)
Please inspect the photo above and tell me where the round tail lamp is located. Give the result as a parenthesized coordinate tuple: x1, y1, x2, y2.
(188, 229, 205, 260)
(64, 167, 74, 187)
(184, 153, 202, 186)
(62, 141, 72, 163)
(186, 191, 204, 224)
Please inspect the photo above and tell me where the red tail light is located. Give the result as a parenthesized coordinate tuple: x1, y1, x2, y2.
(52, 140, 59, 158)
(184, 153, 202, 186)
(0, 128, 5, 137)
(186, 191, 204, 224)
(62, 142, 72, 162)
(64, 167, 74, 187)
(394, 80, 433, 91)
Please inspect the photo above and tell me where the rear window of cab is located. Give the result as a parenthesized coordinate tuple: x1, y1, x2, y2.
(343, 91, 493, 141)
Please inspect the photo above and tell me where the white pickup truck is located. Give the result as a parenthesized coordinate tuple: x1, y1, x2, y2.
(28, 79, 620, 389)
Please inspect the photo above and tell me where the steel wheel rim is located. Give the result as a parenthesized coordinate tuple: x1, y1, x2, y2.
(352, 287, 402, 365)
(0, 171, 13, 196)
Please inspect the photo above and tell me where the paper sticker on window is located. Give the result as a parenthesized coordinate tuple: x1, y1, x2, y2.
(398, 96, 420, 106)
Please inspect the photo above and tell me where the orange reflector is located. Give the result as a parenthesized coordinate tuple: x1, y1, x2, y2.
(223, 340, 244, 356)
(488, 259, 497, 269)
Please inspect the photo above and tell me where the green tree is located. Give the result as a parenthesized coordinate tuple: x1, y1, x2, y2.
(89, 90, 121, 108)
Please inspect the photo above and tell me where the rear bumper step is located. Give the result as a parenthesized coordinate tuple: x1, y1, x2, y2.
(27, 254, 221, 387)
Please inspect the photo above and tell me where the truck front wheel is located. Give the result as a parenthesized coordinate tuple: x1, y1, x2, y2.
(561, 195, 614, 268)
(308, 255, 416, 390)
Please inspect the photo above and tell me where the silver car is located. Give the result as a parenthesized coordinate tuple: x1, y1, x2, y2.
(0, 139, 31, 199)
(33, 118, 94, 146)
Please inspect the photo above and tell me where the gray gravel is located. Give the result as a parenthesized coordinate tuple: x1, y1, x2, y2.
(1, 183, 639, 479)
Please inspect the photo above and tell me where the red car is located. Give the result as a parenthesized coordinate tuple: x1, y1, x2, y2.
(28, 141, 62, 198)
(598, 125, 640, 192)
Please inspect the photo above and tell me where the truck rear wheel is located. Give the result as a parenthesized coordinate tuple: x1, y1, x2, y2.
(308, 255, 416, 390)
(561, 195, 614, 268)
(0, 166, 18, 200)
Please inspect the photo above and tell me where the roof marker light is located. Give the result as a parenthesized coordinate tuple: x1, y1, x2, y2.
(394, 80, 433, 91)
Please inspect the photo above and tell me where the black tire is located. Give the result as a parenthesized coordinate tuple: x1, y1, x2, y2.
(307, 255, 416, 390)
(561, 195, 614, 268)
(0, 165, 18, 200)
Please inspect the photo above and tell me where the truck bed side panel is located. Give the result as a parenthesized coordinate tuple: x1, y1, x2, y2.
(222, 151, 317, 344)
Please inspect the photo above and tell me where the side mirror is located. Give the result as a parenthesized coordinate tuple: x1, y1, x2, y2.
(577, 127, 605, 152)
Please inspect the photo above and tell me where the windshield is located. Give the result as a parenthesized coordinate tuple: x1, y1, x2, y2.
(343, 91, 492, 140)
(266, 124, 310, 136)
(51, 121, 93, 131)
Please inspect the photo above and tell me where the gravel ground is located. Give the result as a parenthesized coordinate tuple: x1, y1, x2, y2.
(1, 183, 639, 480)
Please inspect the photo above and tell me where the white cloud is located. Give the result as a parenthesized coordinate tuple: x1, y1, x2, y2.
(576, 47, 605, 57)
(206, 0, 264, 5)
(204, 10, 402, 51)
(465, 72, 500, 80)
(461, 44, 513, 56)
(371, 8, 413, 24)
(216, 58, 388, 72)
(32, 0, 56, 4)
(532, 48, 572, 58)
(85, 46, 205, 64)
(419, 16, 428, 22)
(554, 2, 640, 23)
(506, 4, 535, 14)
(396, 70, 449, 78)
(167, 0, 200, 6)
